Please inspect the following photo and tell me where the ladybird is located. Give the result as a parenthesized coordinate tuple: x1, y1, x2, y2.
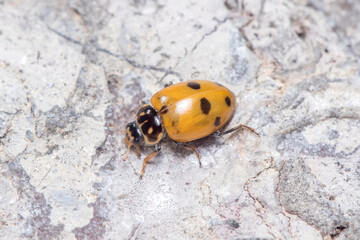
(122, 80, 258, 178)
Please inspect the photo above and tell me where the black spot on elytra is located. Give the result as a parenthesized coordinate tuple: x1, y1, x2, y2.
(160, 105, 168, 114)
(214, 116, 221, 126)
(200, 98, 211, 115)
(187, 82, 201, 90)
(225, 96, 231, 107)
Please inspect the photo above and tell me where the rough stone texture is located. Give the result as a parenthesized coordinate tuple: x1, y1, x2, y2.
(0, 0, 359, 239)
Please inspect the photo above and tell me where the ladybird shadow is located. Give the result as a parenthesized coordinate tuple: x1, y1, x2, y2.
(166, 134, 225, 160)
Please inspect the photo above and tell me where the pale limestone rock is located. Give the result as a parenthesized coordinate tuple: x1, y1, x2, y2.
(0, 0, 359, 239)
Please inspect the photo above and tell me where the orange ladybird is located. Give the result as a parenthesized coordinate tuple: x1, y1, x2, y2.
(123, 80, 258, 178)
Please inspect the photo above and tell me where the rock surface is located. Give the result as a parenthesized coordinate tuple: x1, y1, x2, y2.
(0, 0, 359, 239)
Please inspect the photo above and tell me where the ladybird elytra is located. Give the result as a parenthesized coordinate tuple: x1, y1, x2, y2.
(121, 80, 257, 178)
(150, 80, 236, 142)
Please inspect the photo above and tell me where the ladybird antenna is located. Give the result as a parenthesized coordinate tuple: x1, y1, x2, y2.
(123, 143, 131, 161)
(109, 123, 126, 134)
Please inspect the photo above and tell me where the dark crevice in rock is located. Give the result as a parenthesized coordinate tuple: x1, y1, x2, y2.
(73, 197, 108, 240)
(5, 161, 64, 239)
(278, 159, 349, 237)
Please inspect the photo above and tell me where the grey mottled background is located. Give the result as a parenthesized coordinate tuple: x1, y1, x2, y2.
(1, 0, 360, 239)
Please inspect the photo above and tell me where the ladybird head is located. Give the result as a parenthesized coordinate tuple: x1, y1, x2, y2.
(135, 104, 164, 145)
(125, 121, 144, 146)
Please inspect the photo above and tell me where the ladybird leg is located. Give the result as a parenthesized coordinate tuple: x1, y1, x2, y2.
(175, 142, 202, 168)
(140, 100, 147, 105)
(140, 150, 160, 179)
(135, 145, 141, 158)
(163, 81, 173, 88)
(212, 131, 221, 137)
(219, 124, 260, 137)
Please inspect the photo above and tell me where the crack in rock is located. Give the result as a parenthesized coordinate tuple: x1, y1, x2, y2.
(48, 27, 183, 81)
(191, 17, 229, 52)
